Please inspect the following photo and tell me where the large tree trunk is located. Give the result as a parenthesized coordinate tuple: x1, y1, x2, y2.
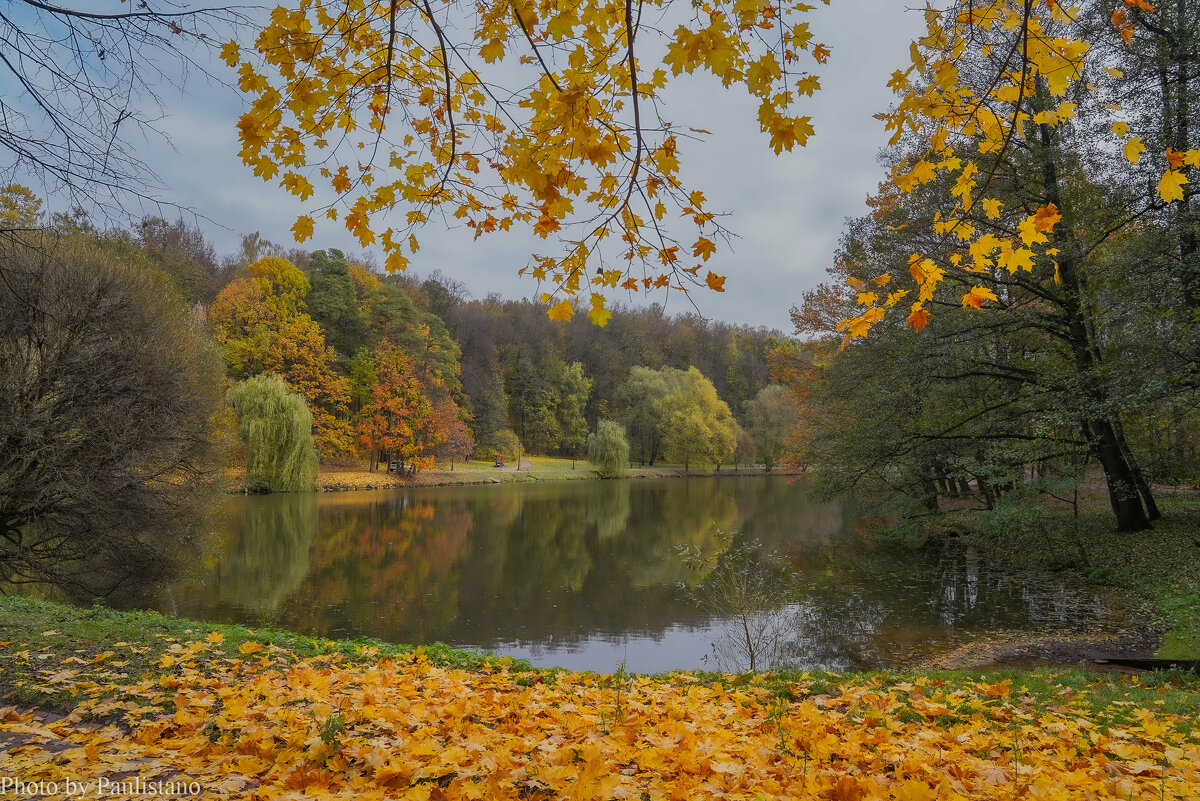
(1038, 112, 1151, 532)
(1084, 419, 1151, 532)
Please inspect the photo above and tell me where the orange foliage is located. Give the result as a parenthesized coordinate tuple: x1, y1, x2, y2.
(356, 341, 433, 470)
(210, 259, 353, 456)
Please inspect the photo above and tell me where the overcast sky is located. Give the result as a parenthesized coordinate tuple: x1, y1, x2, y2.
(137, 0, 923, 333)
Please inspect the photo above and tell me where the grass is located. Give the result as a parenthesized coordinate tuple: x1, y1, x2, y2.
(2, 596, 1198, 724)
(0, 596, 530, 713)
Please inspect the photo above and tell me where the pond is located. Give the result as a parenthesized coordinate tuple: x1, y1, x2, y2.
(136, 476, 1130, 673)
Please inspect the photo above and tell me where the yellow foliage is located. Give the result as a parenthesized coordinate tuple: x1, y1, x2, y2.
(231, 0, 827, 321)
(6, 638, 1199, 800)
(1158, 170, 1188, 203)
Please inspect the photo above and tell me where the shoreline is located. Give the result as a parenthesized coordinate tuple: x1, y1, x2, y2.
(901, 491, 1200, 664)
(225, 463, 806, 493)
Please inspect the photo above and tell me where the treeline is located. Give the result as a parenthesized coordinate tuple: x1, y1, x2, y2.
(21, 202, 796, 476)
(784, 0, 1200, 532)
(428, 287, 794, 468)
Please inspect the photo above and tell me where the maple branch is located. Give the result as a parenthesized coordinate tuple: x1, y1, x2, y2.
(421, 0, 457, 192)
(623, 0, 643, 212)
(512, 3, 561, 92)
(384, 0, 398, 102)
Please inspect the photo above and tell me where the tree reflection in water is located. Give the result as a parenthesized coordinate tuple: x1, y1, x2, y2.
(140, 477, 1128, 673)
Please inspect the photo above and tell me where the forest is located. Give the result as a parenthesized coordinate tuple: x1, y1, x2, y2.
(2, 194, 797, 492)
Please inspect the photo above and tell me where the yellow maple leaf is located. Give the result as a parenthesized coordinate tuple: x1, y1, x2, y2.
(1017, 216, 1047, 246)
(692, 237, 717, 261)
(981, 198, 1002, 219)
(907, 305, 930, 332)
(706, 271, 726, 292)
(547, 299, 573, 321)
(1112, 121, 1129, 137)
(238, 641, 263, 655)
(587, 305, 612, 326)
(1158, 169, 1188, 203)
(291, 215, 315, 242)
(873, 273, 892, 286)
(1123, 137, 1146, 164)
(220, 41, 240, 68)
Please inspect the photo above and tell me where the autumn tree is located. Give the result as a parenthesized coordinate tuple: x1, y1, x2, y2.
(744, 384, 794, 471)
(617, 366, 671, 465)
(431, 398, 475, 469)
(227, 375, 319, 492)
(306, 249, 367, 359)
(0, 233, 223, 595)
(556, 362, 592, 464)
(796, 136, 1183, 527)
(470, 372, 517, 463)
(210, 256, 354, 456)
(502, 349, 562, 454)
(356, 340, 433, 472)
(806, 0, 1200, 531)
(136, 217, 227, 305)
(588, 420, 630, 479)
(661, 367, 738, 471)
(0, 185, 42, 230)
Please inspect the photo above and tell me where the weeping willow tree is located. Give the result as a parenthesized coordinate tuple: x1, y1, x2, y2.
(228, 375, 318, 492)
(588, 420, 629, 479)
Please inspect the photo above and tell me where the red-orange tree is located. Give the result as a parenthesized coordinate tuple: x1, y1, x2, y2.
(357, 340, 435, 471)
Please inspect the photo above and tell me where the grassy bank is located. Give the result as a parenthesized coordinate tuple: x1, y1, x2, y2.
(2, 597, 1199, 799)
(224, 455, 801, 492)
(914, 491, 1200, 660)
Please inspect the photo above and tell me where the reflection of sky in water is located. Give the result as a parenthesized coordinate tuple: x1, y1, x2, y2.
(141, 477, 1131, 674)
(491, 623, 722, 675)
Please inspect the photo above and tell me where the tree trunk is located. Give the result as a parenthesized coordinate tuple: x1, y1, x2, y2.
(1083, 419, 1150, 531)
(1113, 418, 1160, 520)
(1037, 111, 1150, 532)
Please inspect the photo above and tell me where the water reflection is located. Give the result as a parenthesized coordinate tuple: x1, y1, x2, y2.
(137, 477, 1126, 673)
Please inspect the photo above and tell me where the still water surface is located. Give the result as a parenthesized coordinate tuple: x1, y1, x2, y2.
(147, 477, 1126, 673)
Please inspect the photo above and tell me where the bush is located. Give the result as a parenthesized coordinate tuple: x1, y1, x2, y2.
(0, 234, 223, 596)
